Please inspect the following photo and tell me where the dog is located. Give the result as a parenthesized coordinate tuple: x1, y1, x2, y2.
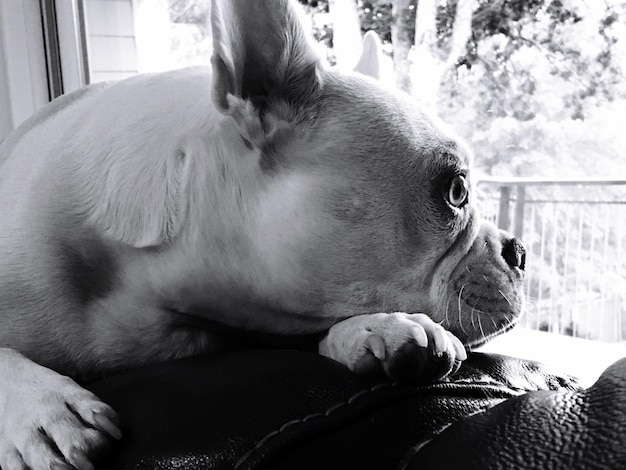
(0, 0, 526, 468)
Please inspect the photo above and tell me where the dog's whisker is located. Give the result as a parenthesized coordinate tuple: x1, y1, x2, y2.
(504, 312, 518, 330)
(457, 284, 468, 336)
(470, 301, 478, 329)
(477, 313, 486, 342)
(498, 290, 513, 308)
(444, 297, 451, 329)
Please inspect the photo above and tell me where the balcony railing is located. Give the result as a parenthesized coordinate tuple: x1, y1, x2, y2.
(476, 177, 626, 343)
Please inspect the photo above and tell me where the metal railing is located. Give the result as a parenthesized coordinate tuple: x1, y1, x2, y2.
(477, 177, 626, 343)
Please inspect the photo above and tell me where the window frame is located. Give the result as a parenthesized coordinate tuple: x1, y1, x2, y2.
(53, 0, 91, 95)
(0, 1, 48, 139)
(0, 0, 89, 141)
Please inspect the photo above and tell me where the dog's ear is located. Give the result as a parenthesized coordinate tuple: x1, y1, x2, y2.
(210, 0, 320, 133)
(354, 31, 382, 80)
(68, 138, 190, 249)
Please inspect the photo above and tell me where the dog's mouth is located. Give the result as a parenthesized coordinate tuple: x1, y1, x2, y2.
(444, 296, 524, 347)
(465, 313, 522, 349)
(443, 265, 525, 346)
(436, 223, 526, 346)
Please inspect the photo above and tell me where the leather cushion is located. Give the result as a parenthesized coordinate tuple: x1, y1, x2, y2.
(403, 357, 626, 470)
(88, 351, 582, 469)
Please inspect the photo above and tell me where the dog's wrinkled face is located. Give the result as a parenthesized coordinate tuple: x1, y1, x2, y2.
(240, 72, 524, 346)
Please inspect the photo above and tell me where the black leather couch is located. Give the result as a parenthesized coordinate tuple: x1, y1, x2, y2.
(89, 350, 626, 469)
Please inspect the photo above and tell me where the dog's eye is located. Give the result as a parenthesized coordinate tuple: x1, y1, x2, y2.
(447, 175, 468, 208)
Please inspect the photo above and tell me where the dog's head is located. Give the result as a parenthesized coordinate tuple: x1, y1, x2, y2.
(205, 0, 525, 345)
(76, 0, 524, 347)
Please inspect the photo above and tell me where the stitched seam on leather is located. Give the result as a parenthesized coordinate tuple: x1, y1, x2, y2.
(234, 381, 396, 469)
(416, 382, 523, 398)
(235, 382, 516, 469)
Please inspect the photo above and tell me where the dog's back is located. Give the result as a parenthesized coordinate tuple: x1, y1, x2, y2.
(0, 67, 226, 375)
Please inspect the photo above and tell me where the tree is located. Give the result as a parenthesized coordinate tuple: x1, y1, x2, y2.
(438, 0, 626, 176)
(390, 0, 413, 91)
(328, 0, 363, 69)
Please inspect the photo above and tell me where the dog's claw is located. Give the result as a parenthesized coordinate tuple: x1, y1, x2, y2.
(448, 331, 467, 361)
(53, 461, 78, 470)
(429, 324, 448, 355)
(94, 413, 122, 440)
(68, 450, 94, 470)
(409, 324, 429, 349)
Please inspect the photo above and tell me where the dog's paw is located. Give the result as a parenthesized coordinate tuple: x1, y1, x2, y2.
(319, 312, 467, 382)
(0, 353, 121, 470)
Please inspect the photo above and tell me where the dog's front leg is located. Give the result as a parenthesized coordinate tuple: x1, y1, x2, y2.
(0, 348, 121, 470)
(319, 313, 467, 382)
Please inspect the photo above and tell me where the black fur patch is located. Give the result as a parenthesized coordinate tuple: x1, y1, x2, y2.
(57, 238, 118, 305)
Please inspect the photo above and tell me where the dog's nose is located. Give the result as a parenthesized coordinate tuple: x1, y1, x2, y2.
(502, 238, 526, 270)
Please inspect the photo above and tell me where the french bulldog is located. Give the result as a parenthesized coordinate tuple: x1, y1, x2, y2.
(0, 0, 525, 468)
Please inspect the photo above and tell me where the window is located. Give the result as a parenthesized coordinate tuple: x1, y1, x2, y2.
(0, 1, 48, 138)
(82, 0, 212, 82)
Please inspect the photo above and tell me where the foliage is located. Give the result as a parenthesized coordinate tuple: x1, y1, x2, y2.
(441, 0, 626, 177)
(359, 1, 397, 44)
(298, 0, 334, 51)
(300, 0, 626, 177)
(169, 0, 210, 33)
(452, 0, 624, 121)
